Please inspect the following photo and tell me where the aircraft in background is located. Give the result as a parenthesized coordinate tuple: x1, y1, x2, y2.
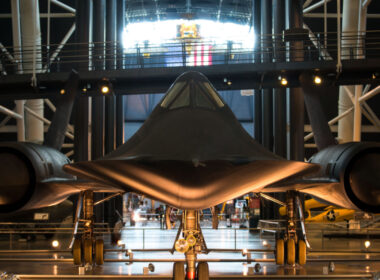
(0, 71, 379, 280)
(279, 198, 356, 223)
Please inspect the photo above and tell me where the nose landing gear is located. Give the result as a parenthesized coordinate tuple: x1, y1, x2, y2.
(172, 210, 209, 280)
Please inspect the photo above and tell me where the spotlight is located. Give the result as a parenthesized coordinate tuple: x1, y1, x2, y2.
(364, 240, 371, 249)
(99, 78, 113, 95)
(279, 76, 288, 86)
(51, 240, 60, 248)
(82, 87, 87, 93)
(314, 75, 322, 85)
(60, 89, 65, 95)
(101, 85, 110, 94)
(224, 77, 232, 86)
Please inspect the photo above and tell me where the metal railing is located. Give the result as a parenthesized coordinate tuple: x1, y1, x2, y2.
(0, 221, 379, 252)
(1, 30, 380, 75)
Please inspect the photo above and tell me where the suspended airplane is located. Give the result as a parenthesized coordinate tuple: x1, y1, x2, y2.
(279, 198, 357, 223)
(0, 71, 379, 280)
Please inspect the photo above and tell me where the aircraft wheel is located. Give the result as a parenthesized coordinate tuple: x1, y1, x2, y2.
(83, 239, 93, 264)
(287, 239, 296, 265)
(173, 261, 185, 280)
(298, 239, 307, 266)
(275, 239, 284, 265)
(73, 238, 82, 265)
(197, 261, 209, 280)
(95, 239, 104, 265)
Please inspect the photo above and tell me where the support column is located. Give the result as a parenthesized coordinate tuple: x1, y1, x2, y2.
(11, 0, 25, 142)
(260, 0, 274, 220)
(92, 0, 106, 224)
(20, 0, 44, 143)
(105, 0, 117, 154)
(253, 0, 261, 143)
(272, 0, 287, 220)
(338, 0, 360, 143)
(116, 0, 125, 148)
(74, 0, 93, 162)
(105, 0, 120, 227)
(261, 0, 273, 151)
(286, 0, 304, 161)
(273, 0, 287, 158)
(92, 0, 106, 159)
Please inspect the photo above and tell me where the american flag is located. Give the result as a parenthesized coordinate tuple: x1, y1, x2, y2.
(187, 45, 212, 66)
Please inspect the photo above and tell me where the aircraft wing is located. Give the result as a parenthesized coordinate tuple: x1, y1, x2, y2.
(65, 159, 319, 210)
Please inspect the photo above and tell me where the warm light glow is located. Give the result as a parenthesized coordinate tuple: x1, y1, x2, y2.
(242, 248, 248, 256)
(364, 240, 371, 248)
(117, 240, 125, 246)
(314, 76, 322, 84)
(60, 89, 65, 95)
(280, 77, 288, 86)
(262, 240, 268, 246)
(133, 212, 140, 221)
(242, 263, 248, 276)
(101, 85, 110, 94)
(82, 88, 87, 93)
(123, 19, 255, 51)
(53, 265, 58, 275)
(52, 240, 59, 248)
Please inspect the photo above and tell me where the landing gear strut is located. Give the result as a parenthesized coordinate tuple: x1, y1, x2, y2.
(172, 210, 209, 280)
(275, 191, 308, 266)
(71, 191, 105, 266)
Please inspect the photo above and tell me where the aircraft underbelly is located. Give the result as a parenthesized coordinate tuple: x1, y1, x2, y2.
(65, 159, 318, 210)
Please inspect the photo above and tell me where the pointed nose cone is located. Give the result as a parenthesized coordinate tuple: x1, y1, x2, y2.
(101, 71, 279, 161)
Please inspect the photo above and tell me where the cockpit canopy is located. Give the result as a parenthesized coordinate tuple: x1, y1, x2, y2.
(160, 73, 225, 110)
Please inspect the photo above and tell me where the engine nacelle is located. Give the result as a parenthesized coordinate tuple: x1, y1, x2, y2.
(309, 142, 380, 213)
(0, 142, 75, 213)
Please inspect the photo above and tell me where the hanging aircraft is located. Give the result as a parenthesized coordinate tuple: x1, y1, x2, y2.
(279, 198, 357, 223)
(0, 71, 379, 280)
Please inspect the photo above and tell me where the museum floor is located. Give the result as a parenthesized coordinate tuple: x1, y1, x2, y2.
(0, 220, 379, 279)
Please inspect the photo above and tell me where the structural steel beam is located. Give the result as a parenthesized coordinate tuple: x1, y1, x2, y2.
(0, 60, 380, 100)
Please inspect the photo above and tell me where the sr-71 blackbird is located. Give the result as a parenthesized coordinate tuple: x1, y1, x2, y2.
(0, 71, 379, 279)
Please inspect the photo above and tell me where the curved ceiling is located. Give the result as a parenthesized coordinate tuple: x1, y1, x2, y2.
(125, 0, 253, 25)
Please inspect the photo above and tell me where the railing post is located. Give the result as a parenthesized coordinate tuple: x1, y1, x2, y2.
(182, 42, 186, 67)
(143, 228, 145, 250)
(234, 228, 237, 250)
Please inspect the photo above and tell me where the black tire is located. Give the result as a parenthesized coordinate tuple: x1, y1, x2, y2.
(197, 261, 209, 280)
(173, 261, 185, 280)
(95, 239, 104, 265)
(83, 239, 93, 264)
(73, 238, 82, 265)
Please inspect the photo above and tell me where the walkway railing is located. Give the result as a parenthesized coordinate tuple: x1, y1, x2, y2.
(0, 30, 380, 75)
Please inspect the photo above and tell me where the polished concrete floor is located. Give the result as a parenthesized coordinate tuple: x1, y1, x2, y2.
(0, 220, 379, 279)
